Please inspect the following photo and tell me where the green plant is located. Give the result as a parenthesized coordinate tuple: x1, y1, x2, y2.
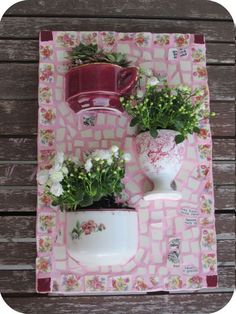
(121, 82, 207, 144)
(68, 43, 131, 67)
(37, 147, 131, 211)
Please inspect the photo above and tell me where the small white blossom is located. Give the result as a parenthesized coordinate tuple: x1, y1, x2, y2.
(61, 166, 68, 175)
(147, 76, 159, 86)
(85, 158, 93, 172)
(50, 183, 63, 197)
(111, 145, 119, 153)
(37, 170, 49, 185)
(137, 89, 144, 98)
(107, 158, 113, 165)
(141, 67, 153, 77)
(55, 151, 64, 164)
(92, 149, 112, 161)
(123, 153, 131, 162)
(53, 163, 62, 172)
(50, 171, 64, 183)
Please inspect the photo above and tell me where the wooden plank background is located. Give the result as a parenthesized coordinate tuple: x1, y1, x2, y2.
(0, 0, 235, 313)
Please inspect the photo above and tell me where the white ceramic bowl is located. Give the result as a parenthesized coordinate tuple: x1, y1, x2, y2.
(66, 210, 138, 267)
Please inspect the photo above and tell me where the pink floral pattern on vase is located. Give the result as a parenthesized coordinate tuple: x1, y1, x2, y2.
(39, 64, 54, 83)
(111, 276, 131, 291)
(61, 274, 80, 291)
(39, 86, 53, 104)
(85, 276, 107, 291)
(36, 257, 51, 273)
(136, 130, 185, 200)
(38, 235, 53, 253)
(71, 220, 106, 240)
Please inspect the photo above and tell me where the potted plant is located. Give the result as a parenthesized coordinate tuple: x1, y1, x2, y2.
(121, 79, 204, 200)
(37, 146, 138, 267)
(65, 43, 138, 114)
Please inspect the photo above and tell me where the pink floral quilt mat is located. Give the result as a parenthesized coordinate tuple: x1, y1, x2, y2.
(36, 31, 217, 294)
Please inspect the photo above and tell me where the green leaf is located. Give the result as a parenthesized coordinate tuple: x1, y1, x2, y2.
(150, 128, 158, 138)
(193, 126, 200, 133)
(175, 134, 185, 144)
(130, 117, 139, 127)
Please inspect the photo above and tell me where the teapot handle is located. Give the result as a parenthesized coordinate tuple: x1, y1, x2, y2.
(118, 67, 138, 94)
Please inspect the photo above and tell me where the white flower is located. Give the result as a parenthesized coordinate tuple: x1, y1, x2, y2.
(141, 67, 153, 77)
(53, 162, 62, 172)
(147, 76, 159, 86)
(92, 149, 112, 161)
(61, 166, 68, 175)
(137, 89, 144, 98)
(123, 153, 131, 162)
(111, 145, 119, 153)
(50, 170, 64, 183)
(107, 158, 113, 165)
(37, 170, 49, 185)
(55, 151, 64, 164)
(143, 68, 153, 76)
(50, 183, 63, 197)
(85, 158, 93, 172)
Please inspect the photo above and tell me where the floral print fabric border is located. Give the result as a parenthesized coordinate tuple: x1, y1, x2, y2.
(36, 31, 217, 294)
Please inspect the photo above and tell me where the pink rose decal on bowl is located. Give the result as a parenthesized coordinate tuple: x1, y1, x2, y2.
(61, 274, 80, 291)
(134, 277, 148, 291)
(175, 34, 190, 47)
(36, 257, 51, 273)
(71, 220, 106, 240)
(112, 276, 131, 291)
(40, 108, 56, 125)
(39, 86, 53, 104)
(56, 32, 77, 47)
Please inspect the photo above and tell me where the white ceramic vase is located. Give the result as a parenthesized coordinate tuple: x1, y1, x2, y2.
(136, 130, 186, 201)
(66, 210, 138, 267)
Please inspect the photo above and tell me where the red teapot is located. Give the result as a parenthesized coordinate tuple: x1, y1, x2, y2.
(65, 63, 138, 114)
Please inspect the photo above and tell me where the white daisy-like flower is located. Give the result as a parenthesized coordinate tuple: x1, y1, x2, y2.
(107, 158, 113, 165)
(123, 153, 131, 162)
(55, 151, 64, 164)
(92, 149, 112, 161)
(61, 166, 68, 175)
(141, 67, 153, 77)
(110, 145, 119, 153)
(37, 170, 49, 185)
(85, 158, 93, 172)
(147, 76, 159, 86)
(50, 183, 63, 197)
(50, 170, 64, 183)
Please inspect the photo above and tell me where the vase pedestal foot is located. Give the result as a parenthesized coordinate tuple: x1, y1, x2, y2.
(143, 190, 182, 201)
